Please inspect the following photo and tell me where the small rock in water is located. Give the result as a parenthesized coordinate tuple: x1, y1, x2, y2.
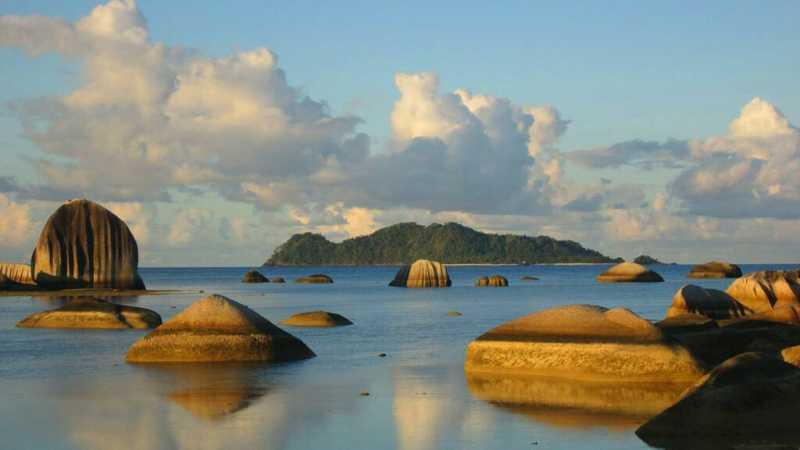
(360, 391, 370, 396)
(378, 353, 387, 357)
(447, 311, 463, 317)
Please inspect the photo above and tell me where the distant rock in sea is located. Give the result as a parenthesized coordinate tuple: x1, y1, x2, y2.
(0, 263, 34, 286)
(242, 270, 268, 283)
(265, 222, 619, 265)
(633, 255, 666, 265)
(596, 262, 664, 283)
(31, 199, 146, 290)
(295, 274, 333, 284)
(126, 294, 315, 363)
(17, 297, 161, 329)
(465, 304, 705, 382)
(475, 275, 508, 287)
(281, 311, 353, 327)
(687, 261, 742, 279)
(270, 277, 285, 283)
(389, 259, 451, 288)
(520, 275, 539, 281)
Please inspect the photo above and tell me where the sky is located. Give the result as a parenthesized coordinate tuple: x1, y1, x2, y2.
(0, 0, 798, 265)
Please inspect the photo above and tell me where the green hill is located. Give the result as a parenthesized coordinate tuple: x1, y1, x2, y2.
(265, 222, 619, 265)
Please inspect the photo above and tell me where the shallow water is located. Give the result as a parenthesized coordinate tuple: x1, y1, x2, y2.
(0, 264, 795, 450)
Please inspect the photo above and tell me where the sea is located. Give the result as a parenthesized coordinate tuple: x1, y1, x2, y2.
(0, 264, 794, 450)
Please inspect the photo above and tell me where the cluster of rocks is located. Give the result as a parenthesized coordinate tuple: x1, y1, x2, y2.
(1, 199, 146, 292)
(596, 260, 744, 283)
(465, 267, 800, 442)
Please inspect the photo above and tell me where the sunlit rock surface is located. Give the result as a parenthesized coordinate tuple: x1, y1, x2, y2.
(294, 274, 334, 284)
(280, 311, 353, 327)
(666, 284, 749, 320)
(31, 199, 146, 290)
(475, 275, 508, 287)
(0, 263, 34, 286)
(126, 294, 315, 363)
(17, 297, 161, 329)
(596, 262, 663, 283)
(389, 259, 451, 288)
(726, 270, 800, 313)
(687, 261, 742, 279)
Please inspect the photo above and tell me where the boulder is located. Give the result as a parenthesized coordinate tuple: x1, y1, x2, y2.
(633, 254, 663, 265)
(636, 352, 800, 444)
(241, 271, 268, 283)
(655, 313, 718, 335)
(666, 284, 749, 320)
(17, 297, 161, 329)
(726, 270, 800, 313)
(782, 345, 800, 367)
(0, 263, 35, 286)
(294, 274, 333, 284)
(475, 275, 508, 287)
(270, 277, 285, 283)
(596, 262, 663, 283)
(687, 261, 742, 279)
(464, 304, 706, 382)
(280, 311, 353, 327)
(389, 259, 451, 288)
(447, 311, 463, 317)
(126, 294, 315, 363)
(31, 199, 145, 290)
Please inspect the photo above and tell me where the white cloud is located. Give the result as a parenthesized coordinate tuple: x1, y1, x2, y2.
(0, 193, 35, 249)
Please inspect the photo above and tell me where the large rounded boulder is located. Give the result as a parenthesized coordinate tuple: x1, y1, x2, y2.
(31, 199, 145, 290)
(636, 352, 800, 445)
(280, 311, 353, 327)
(126, 294, 315, 363)
(688, 261, 742, 279)
(475, 275, 508, 287)
(17, 297, 161, 329)
(465, 304, 706, 382)
(726, 270, 800, 313)
(666, 284, 749, 320)
(389, 259, 451, 288)
(596, 262, 664, 283)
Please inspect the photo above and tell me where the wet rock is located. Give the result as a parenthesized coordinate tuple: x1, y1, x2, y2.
(17, 297, 161, 329)
(596, 262, 663, 283)
(280, 311, 353, 327)
(687, 261, 742, 279)
(126, 294, 315, 363)
(475, 275, 509, 287)
(294, 274, 334, 284)
(31, 199, 145, 290)
(465, 304, 705, 382)
(389, 259, 451, 288)
(241, 271, 269, 283)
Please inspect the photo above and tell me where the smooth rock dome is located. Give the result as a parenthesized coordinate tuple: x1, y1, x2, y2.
(465, 304, 705, 382)
(726, 270, 800, 313)
(17, 297, 161, 329)
(389, 259, 451, 288)
(241, 271, 268, 283)
(596, 262, 664, 283)
(688, 261, 742, 279)
(475, 275, 508, 287)
(294, 274, 333, 284)
(31, 199, 145, 290)
(666, 284, 749, 320)
(0, 263, 34, 286)
(126, 294, 315, 363)
(280, 311, 353, 327)
(636, 352, 800, 444)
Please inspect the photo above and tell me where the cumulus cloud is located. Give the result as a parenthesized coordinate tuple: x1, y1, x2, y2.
(568, 139, 691, 170)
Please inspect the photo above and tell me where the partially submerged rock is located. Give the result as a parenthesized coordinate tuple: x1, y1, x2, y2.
(241, 271, 268, 283)
(280, 311, 353, 327)
(0, 263, 34, 286)
(520, 275, 539, 281)
(447, 311, 463, 317)
(688, 261, 742, 279)
(294, 274, 333, 284)
(475, 275, 508, 287)
(464, 304, 705, 382)
(726, 270, 800, 313)
(596, 262, 664, 283)
(126, 294, 315, 363)
(666, 284, 749, 320)
(17, 297, 161, 329)
(31, 199, 146, 290)
(270, 277, 285, 283)
(636, 352, 800, 444)
(389, 259, 451, 288)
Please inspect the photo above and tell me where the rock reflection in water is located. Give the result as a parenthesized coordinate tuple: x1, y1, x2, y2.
(30, 295, 141, 306)
(465, 371, 689, 430)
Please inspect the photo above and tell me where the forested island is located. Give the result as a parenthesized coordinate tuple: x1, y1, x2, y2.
(265, 222, 620, 266)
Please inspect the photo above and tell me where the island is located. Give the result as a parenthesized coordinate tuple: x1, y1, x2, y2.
(265, 222, 620, 266)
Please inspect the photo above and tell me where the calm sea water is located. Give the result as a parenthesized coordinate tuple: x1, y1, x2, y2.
(0, 264, 794, 450)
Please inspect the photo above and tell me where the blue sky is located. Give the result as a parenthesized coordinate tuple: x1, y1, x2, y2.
(0, 1, 798, 264)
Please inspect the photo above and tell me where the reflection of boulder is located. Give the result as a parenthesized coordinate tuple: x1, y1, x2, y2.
(596, 262, 663, 283)
(126, 294, 315, 363)
(466, 371, 686, 429)
(31, 199, 146, 290)
(389, 259, 451, 288)
(17, 297, 161, 329)
(280, 311, 353, 327)
(170, 388, 264, 420)
(294, 274, 333, 284)
(475, 275, 508, 287)
(687, 261, 742, 279)
(726, 270, 800, 313)
(637, 352, 800, 446)
(465, 304, 705, 382)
